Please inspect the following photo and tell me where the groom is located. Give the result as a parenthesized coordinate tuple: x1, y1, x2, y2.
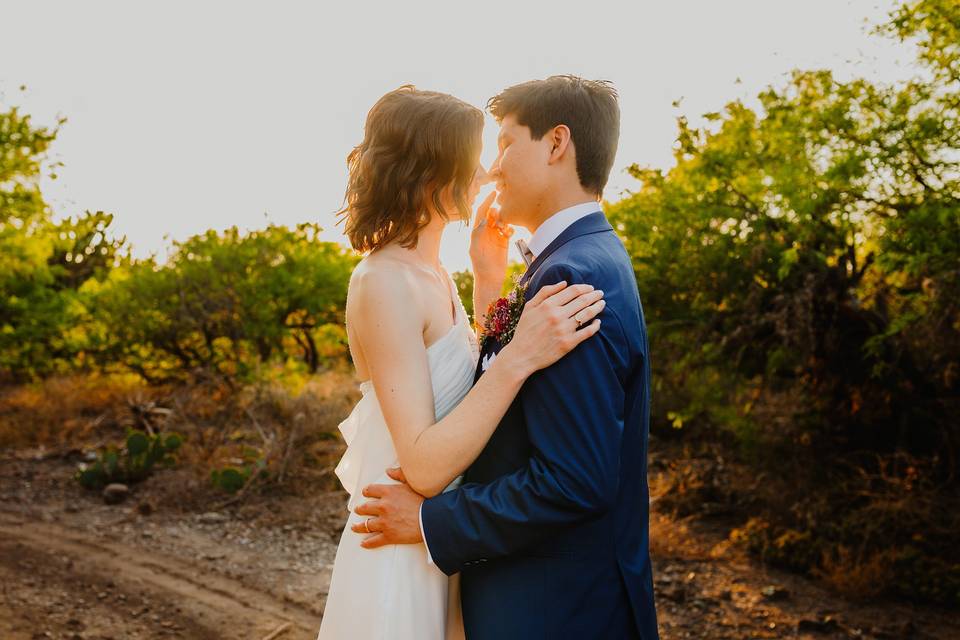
(354, 75, 659, 639)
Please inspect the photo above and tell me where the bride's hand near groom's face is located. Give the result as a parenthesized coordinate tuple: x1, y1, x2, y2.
(469, 190, 512, 282)
(351, 467, 425, 549)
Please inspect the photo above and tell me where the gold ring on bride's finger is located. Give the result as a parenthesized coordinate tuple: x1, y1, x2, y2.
(363, 518, 371, 533)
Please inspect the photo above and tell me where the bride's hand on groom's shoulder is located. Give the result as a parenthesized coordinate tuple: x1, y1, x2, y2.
(351, 467, 425, 549)
(502, 281, 605, 378)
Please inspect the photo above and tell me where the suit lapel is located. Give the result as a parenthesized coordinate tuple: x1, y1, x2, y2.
(519, 212, 614, 287)
(475, 212, 613, 383)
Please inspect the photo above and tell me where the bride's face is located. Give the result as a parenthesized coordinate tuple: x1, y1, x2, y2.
(439, 152, 490, 223)
(467, 162, 491, 205)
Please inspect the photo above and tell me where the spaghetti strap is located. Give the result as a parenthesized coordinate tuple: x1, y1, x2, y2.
(444, 270, 461, 324)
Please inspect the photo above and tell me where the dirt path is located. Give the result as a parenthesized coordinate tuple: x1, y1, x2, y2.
(647, 513, 960, 639)
(1, 451, 957, 639)
(0, 513, 321, 639)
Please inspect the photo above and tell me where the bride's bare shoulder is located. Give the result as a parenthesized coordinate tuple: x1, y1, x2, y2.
(348, 254, 419, 308)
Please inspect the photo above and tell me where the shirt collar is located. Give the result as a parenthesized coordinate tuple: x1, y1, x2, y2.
(527, 201, 603, 257)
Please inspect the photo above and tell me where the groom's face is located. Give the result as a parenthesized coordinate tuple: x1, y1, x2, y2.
(490, 114, 552, 228)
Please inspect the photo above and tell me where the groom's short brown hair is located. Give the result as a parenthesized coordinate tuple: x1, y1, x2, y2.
(488, 75, 620, 196)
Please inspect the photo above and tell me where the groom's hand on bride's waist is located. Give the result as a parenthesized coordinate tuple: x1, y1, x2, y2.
(351, 467, 425, 549)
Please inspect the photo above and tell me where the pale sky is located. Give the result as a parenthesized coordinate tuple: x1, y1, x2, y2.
(2, 0, 915, 272)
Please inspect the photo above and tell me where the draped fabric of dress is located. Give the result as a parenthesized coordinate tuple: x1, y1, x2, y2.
(318, 276, 479, 640)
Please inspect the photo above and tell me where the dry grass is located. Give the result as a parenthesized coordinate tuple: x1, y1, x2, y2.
(815, 546, 896, 598)
(0, 369, 361, 510)
(0, 373, 156, 450)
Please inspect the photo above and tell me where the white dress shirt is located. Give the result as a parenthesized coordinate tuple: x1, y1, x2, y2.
(418, 199, 602, 565)
(526, 200, 602, 257)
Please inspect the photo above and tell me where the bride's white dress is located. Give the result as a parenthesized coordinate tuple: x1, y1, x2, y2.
(317, 277, 479, 640)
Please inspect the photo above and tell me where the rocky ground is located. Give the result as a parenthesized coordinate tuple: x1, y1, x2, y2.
(0, 447, 957, 640)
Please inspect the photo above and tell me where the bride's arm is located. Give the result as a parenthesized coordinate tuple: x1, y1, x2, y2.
(352, 269, 603, 498)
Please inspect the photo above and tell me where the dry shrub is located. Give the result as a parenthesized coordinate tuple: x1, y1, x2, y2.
(0, 374, 156, 450)
(166, 370, 360, 500)
(652, 455, 740, 518)
(1, 367, 361, 498)
(723, 450, 960, 606)
(239, 370, 359, 490)
(815, 546, 896, 598)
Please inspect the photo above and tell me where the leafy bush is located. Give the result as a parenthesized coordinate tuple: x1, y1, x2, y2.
(210, 451, 268, 494)
(84, 224, 357, 383)
(616, 0, 959, 604)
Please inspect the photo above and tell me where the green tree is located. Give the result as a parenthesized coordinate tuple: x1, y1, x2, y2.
(607, 0, 959, 604)
(609, 0, 958, 456)
(0, 98, 124, 380)
(87, 223, 358, 382)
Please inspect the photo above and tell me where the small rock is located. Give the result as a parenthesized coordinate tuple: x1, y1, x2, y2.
(760, 585, 790, 601)
(197, 511, 228, 524)
(875, 620, 917, 639)
(102, 483, 130, 505)
(798, 617, 841, 634)
(660, 585, 686, 602)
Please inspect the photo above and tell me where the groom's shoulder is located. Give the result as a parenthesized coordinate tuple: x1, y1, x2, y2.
(532, 233, 644, 347)
(536, 230, 632, 287)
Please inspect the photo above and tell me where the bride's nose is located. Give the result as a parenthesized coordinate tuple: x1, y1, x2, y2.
(476, 165, 492, 186)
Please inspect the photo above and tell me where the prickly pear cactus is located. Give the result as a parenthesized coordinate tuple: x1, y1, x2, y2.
(74, 429, 185, 490)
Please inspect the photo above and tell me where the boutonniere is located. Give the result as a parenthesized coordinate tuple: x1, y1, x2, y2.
(479, 278, 527, 349)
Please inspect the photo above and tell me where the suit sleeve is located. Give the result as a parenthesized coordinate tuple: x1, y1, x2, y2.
(420, 263, 631, 575)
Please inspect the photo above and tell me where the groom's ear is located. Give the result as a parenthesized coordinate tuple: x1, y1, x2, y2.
(547, 124, 573, 165)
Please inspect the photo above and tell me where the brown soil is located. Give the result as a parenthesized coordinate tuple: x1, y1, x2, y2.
(0, 447, 957, 640)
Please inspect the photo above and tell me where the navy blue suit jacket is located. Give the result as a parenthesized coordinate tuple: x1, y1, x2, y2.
(421, 212, 659, 639)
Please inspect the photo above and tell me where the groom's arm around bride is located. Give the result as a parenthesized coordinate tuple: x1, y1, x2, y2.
(359, 252, 658, 640)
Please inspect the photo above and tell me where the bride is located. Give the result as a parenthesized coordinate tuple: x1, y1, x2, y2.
(317, 86, 605, 640)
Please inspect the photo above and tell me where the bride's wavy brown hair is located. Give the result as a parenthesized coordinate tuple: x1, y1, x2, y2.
(337, 86, 484, 253)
